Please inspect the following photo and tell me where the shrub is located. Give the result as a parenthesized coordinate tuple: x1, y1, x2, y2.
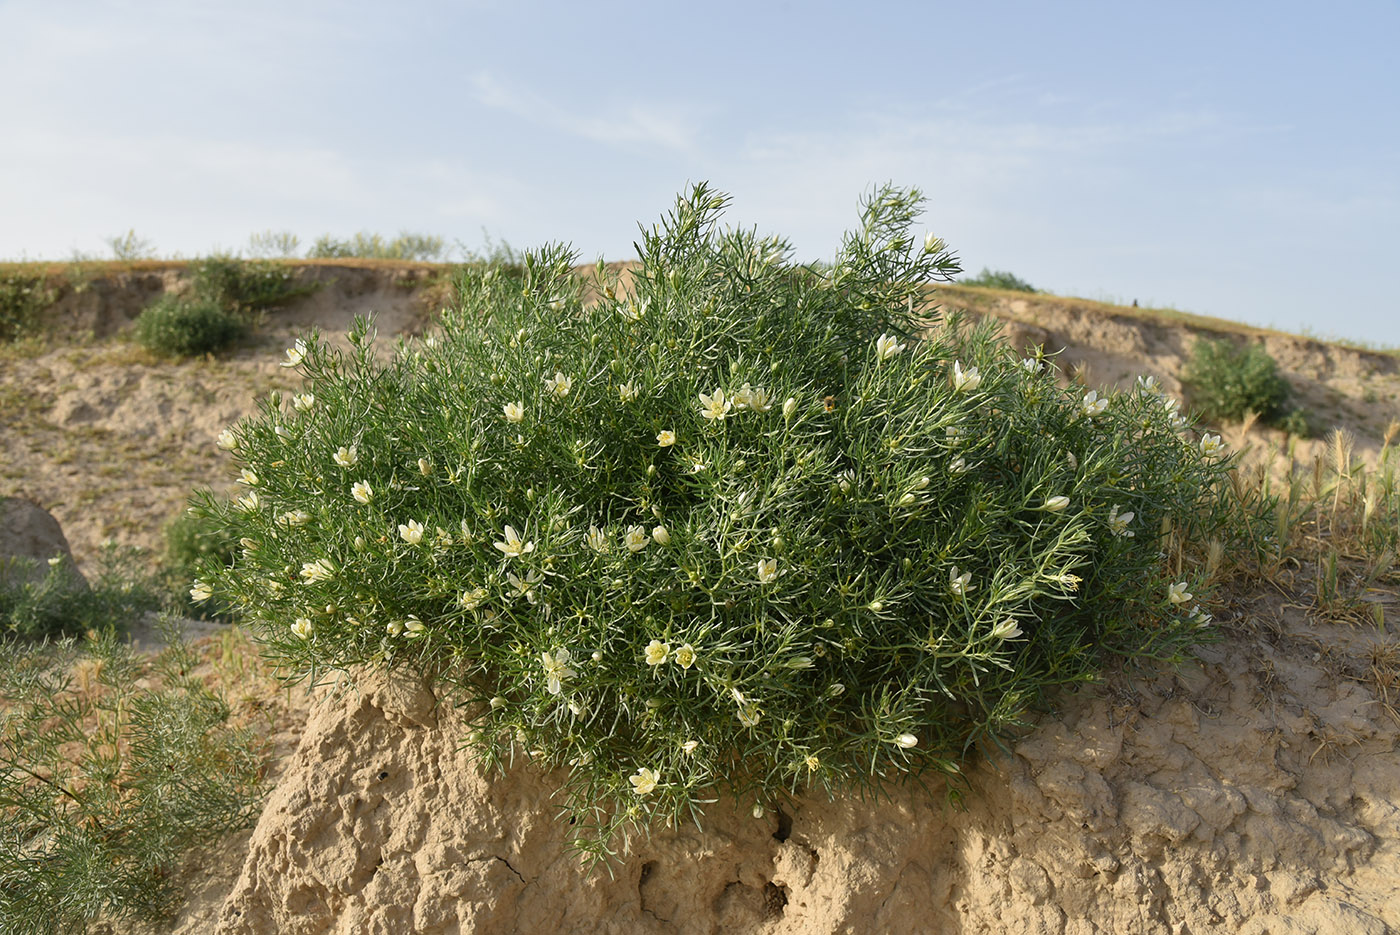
(0, 270, 58, 342)
(0, 545, 161, 641)
(961, 267, 1036, 292)
(0, 625, 266, 932)
(162, 509, 239, 620)
(1182, 337, 1292, 425)
(189, 254, 316, 313)
(132, 294, 245, 358)
(246, 229, 302, 259)
(106, 229, 156, 261)
(308, 231, 447, 262)
(194, 184, 1256, 859)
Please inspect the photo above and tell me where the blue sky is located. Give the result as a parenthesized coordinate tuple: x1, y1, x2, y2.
(2, 0, 1396, 343)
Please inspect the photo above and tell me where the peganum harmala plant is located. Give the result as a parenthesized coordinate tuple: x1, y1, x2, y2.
(192, 183, 1261, 860)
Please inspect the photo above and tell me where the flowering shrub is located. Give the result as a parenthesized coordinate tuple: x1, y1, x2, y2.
(194, 184, 1255, 858)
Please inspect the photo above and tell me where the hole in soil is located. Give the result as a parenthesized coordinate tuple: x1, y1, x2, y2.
(763, 881, 789, 918)
(639, 860, 657, 889)
(773, 807, 793, 842)
(377, 770, 390, 781)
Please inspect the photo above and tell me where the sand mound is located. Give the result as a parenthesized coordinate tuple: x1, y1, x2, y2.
(215, 603, 1399, 934)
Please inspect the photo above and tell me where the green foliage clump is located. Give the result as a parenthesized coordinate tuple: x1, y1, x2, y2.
(308, 231, 446, 262)
(1182, 337, 1294, 426)
(245, 229, 302, 259)
(0, 626, 266, 933)
(105, 229, 157, 261)
(132, 294, 245, 358)
(961, 267, 1036, 292)
(195, 184, 1256, 858)
(189, 254, 317, 314)
(0, 545, 161, 641)
(0, 270, 58, 343)
(161, 509, 239, 620)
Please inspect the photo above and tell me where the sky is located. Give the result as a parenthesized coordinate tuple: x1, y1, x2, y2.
(2, 0, 1396, 344)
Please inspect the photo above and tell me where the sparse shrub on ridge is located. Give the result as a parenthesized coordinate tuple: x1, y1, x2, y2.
(132, 294, 245, 358)
(193, 184, 1261, 860)
(1183, 336, 1298, 428)
(189, 254, 317, 314)
(961, 267, 1036, 292)
(308, 231, 447, 262)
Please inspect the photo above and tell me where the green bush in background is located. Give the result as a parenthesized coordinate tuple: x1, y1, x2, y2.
(132, 294, 245, 358)
(189, 254, 317, 314)
(960, 267, 1037, 292)
(161, 509, 239, 620)
(0, 545, 161, 641)
(1182, 336, 1297, 428)
(195, 184, 1260, 859)
(0, 270, 58, 343)
(308, 231, 447, 262)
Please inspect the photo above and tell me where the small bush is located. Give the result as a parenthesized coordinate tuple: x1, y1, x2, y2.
(0, 270, 58, 342)
(308, 231, 447, 261)
(196, 184, 1259, 859)
(961, 267, 1036, 292)
(188, 254, 316, 313)
(246, 229, 302, 259)
(162, 509, 239, 620)
(132, 294, 245, 358)
(0, 545, 161, 641)
(1183, 337, 1292, 425)
(106, 229, 156, 261)
(0, 625, 266, 932)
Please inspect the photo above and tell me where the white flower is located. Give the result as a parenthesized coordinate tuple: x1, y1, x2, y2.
(1042, 495, 1070, 513)
(681, 740, 699, 755)
(1168, 581, 1193, 604)
(236, 491, 260, 511)
(783, 397, 798, 420)
(459, 586, 488, 610)
(736, 383, 773, 412)
(352, 481, 373, 504)
(216, 429, 239, 450)
(418, 457, 432, 475)
(1020, 357, 1043, 374)
(493, 525, 535, 558)
(404, 616, 426, 639)
(895, 733, 919, 749)
(386, 619, 403, 637)
(1164, 396, 1188, 429)
(689, 456, 708, 473)
(1066, 451, 1078, 470)
(544, 372, 573, 398)
(540, 648, 575, 695)
(629, 767, 659, 796)
(673, 644, 696, 669)
(923, 232, 940, 253)
(299, 559, 335, 583)
(291, 617, 313, 639)
(949, 566, 973, 596)
(698, 387, 732, 421)
(827, 682, 845, 697)
(898, 492, 918, 507)
(875, 333, 906, 361)
(645, 639, 670, 666)
(1082, 390, 1108, 418)
(506, 569, 543, 603)
(652, 525, 671, 546)
(1190, 605, 1213, 629)
(656, 430, 676, 447)
(837, 468, 855, 493)
(805, 754, 821, 772)
(281, 340, 308, 368)
(949, 456, 969, 475)
(274, 424, 293, 440)
(293, 393, 315, 412)
(189, 580, 213, 603)
(952, 361, 982, 392)
(1200, 433, 1225, 458)
(990, 617, 1024, 641)
(239, 468, 259, 486)
(1107, 504, 1135, 537)
(1136, 374, 1161, 394)
(618, 382, 639, 403)
(333, 445, 358, 468)
(277, 509, 311, 527)
(399, 519, 425, 544)
(757, 558, 778, 584)
(738, 704, 761, 727)
(503, 401, 524, 423)
(586, 525, 608, 553)
(624, 525, 649, 553)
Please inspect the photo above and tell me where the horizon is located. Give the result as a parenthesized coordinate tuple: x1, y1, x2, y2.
(2, 0, 1396, 345)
